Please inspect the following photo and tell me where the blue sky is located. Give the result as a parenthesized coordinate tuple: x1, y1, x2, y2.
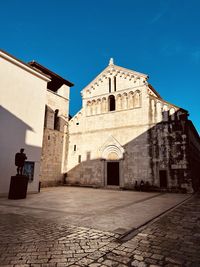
(1, 0, 200, 133)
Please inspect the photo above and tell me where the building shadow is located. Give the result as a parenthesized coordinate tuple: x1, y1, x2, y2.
(0, 106, 42, 195)
(66, 109, 200, 193)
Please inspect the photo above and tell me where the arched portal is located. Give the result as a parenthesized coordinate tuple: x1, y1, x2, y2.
(101, 145, 124, 187)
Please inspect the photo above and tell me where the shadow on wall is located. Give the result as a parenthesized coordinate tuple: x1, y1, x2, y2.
(0, 106, 42, 194)
(66, 109, 200, 193)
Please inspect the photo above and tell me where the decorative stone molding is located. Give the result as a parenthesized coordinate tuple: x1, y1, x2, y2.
(81, 64, 148, 97)
(85, 90, 142, 116)
(100, 136, 125, 160)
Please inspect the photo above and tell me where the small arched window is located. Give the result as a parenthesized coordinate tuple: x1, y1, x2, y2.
(54, 109, 59, 130)
(109, 95, 115, 111)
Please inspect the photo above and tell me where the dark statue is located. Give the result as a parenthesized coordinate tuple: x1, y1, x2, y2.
(15, 148, 27, 175)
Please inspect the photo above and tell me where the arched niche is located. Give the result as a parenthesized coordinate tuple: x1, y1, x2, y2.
(96, 98, 101, 114)
(91, 100, 96, 115)
(116, 94, 122, 110)
(101, 97, 107, 113)
(133, 90, 141, 107)
(87, 101, 91, 116)
(128, 91, 134, 108)
(122, 92, 128, 109)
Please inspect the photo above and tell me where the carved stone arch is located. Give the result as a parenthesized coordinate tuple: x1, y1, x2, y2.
(96, 98, 101, 114)
(102, 145, 124, 160)
(99, 135, 125, 159)
(128, 91, 134, 108)
(102, 145, 123, 160)
(87, 101, 92, 116)
(122, 92, 128, 109)
(91, 99, 96, 115)
(116, 93, 122, 98)
(101, 97, 107, 113)
(133, 90, 141, 107)
(116, 94, 122, 110)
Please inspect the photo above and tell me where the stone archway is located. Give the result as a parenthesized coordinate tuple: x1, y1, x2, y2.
(101, 143, 124, 187)
(101, 145, 124, 160)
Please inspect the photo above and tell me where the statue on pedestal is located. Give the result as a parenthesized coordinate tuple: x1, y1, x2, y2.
(15, 148, 27, 175)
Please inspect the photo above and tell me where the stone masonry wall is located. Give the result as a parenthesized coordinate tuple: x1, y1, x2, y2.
(39, 88, 69, 187)
(39, 128, 65, 187)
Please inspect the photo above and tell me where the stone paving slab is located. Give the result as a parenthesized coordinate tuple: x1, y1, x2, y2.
(0, 187, 190, 234)
(0, 193, 200, 266)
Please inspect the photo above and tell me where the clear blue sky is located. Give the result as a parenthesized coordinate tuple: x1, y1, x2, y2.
(1, 0, 199, 133)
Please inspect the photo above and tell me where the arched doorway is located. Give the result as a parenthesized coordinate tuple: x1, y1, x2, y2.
(101, 144, 124, 187)
(107, 161, 119, 186)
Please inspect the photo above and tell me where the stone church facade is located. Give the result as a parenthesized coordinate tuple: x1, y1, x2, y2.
(66, 59, 200, 193)
(1, 49, 199, 195)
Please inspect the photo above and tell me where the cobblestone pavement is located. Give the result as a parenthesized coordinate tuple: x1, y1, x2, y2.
(0, 194, 200, 267)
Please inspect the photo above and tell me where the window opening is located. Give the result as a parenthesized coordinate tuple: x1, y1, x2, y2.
(54, 109, 59, 130)
(78, 155, 81, 163)
(109, 95, 115, 111)
(74, 145, 76, 151)
(109, 77, 111, 93)
(114, 76, 116, 91)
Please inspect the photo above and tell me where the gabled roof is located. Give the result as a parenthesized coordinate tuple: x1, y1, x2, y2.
(29, 61, 74, 92)
(81, 61, 148, 94)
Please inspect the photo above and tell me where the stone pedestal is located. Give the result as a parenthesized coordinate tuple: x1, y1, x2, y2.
(8, 175, 29, 199)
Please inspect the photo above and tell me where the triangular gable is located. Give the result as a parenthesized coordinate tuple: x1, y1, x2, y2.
(81, 61, 148, 96)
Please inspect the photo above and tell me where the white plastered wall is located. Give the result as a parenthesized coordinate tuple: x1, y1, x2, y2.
(0, 53, 49, 195)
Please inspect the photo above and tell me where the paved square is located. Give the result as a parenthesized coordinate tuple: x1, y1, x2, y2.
(0, 188, 199, 266)
(0, 187, 190, 234)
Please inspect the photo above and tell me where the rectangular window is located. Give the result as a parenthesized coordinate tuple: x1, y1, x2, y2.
(114, 76, 116, 91)
(78, 155, 81, 163)
(109, 77, 111, 93)
(74, 145, 76, 151)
